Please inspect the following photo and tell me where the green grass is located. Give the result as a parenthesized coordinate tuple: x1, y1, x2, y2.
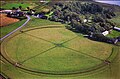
(106, 46, 119, 62)
(1, 44, 120, 79)
(63, 36, 113, 60)
(2, 27, 117, 76)
(1, 17, 120, 79)
(23, 18, 64, 29)
(33, 2, 50, 13)
(24, 28, 77, 43)
(110, 13, 120, 28)
(23, 47, 102, 73)
(107, 30, 120, 38)
(0, 19, 27, 38)
(5, 33, 54, 62)
(1, 3, 30, 9)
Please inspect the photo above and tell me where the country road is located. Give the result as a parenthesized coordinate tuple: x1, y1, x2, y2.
(0, 15, 30, 41)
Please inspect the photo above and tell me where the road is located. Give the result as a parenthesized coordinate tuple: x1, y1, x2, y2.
(0, 15, 30, 41)
(114, 27, 120, 32)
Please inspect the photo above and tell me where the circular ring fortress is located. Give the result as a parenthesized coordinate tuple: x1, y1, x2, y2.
(1, 26, 119, 75)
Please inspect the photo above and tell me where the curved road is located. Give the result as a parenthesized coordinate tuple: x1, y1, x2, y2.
(0, 15, 30, 41)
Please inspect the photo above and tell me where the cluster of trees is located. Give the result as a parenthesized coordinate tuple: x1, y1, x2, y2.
(48, 1, 116, 35)
(89, 34, 118, 44)
(46, 1, 118, 44)
(11, 6, 30, 10)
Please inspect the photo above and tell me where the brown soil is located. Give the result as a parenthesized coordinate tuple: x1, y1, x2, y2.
(0, 14, 19, 27)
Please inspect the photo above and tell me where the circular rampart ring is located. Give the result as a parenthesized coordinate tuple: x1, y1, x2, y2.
(1, 26, 119, 75)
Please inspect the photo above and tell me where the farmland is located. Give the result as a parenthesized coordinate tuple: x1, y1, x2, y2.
(0, 14, 19, 27)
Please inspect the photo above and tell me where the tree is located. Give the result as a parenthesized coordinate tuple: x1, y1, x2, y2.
(49, 1, 116, 36)
(93, 15, 105, 23)
(27, 7, 30, 10)
(19, 6, 22, 10)
(106, 14, 112, 19)
(12, 7, 16, 10)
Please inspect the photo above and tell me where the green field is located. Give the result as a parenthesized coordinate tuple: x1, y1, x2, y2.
(0, 14, 120, 79)
(22, 18, 64, 29)
(110, 12, 120, 28)
(107, 13, 120, 38)
(1, 2, 30, 9)
(24, 28, 77, 43)
(5, 33, 54, 62)
(0, 18, 63, 39)
(107, 30, 120, 38)
(63, 37, 113, 60)
(1, 26, 119, 78)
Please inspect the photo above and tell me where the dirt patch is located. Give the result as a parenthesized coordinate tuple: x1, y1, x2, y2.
(0, 14, 19, 27)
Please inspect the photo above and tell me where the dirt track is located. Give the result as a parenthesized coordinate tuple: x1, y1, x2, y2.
(0, 14, 19, 27)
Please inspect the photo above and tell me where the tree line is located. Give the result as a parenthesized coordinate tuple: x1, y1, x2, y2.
(47, 1, 119, 44)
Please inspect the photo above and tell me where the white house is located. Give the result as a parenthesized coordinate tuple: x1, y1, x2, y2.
(102, 31, 109, 36)
(83, 19, 87, 23)
(83, 19, 92, 23)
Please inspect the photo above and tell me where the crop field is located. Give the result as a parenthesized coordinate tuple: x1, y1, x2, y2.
(1, 25, 119, 78)
(0, 14, 19, 27)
